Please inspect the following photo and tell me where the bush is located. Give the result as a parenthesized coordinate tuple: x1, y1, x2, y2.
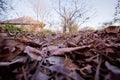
(3, 24, 23, 31)
(69, 24, 78, 33)
(42, 29, 55, 34)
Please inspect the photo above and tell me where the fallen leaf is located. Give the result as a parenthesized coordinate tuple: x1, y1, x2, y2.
(52, 45, 90, 55)
(46, 56, 65, 65)
(24, 46, 42, 61)
(66, 41, 77, 47)
(105, 48, 114, 53)
(18, 38, 42, 48)
(80, 65, 92, 76)
(0, 39, 25, 61)
(0, 56, 27, 75)
(68, 70, 84, 80)
(105, 61, 120, 74)
(0, 56, 27, 66)
(105, 26, 120, 33)
(0, 33, 8, 38)
(42, 45, 59, 53)
(47, 64, 70, 74)
(73, 35, 82, 44)
(36, 72, 49, 80)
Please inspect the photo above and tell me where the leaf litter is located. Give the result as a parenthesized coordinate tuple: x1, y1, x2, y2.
(0, 27, 120, 80)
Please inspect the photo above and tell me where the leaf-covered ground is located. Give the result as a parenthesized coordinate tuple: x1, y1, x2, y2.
(0, 27, 120, 80)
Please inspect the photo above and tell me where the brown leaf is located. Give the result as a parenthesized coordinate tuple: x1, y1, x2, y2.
(68, 70, 84, 80)
(24, 46, 42, 61)
(52, 45, 90, 55)
(36, 72, 49, 80)
(105, 61, 120, 74)
(64, 56, 79, 70)
(0, 33, 8, 38)
(47, 64, 70, 74)
(0, 56, 27, 66)
(18, 38, 42, 48)
(42, 45, 59, 53)
(105, 26, 120, 33)
(73, 35, 82, 44)
(105, 48, 114, 53)
(66, 41, 77, 47)
(90, 38, 107, 49)
(80, 65, 92, 76)
(0, 39, 25, 61)
(46, 56, 65, 65)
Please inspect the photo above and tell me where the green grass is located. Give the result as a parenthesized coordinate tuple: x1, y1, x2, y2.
(1, 24, 23, 32)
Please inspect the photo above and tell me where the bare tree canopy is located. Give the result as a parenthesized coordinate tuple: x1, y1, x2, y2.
(0, 0, 12, 20)
(113, 0, 120, 24)
(51, 0, 94, 33)
(0, 0, 7, 15)
(29, 0, 50, 22)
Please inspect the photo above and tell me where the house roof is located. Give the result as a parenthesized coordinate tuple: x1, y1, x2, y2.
(1, 16, 45, 27)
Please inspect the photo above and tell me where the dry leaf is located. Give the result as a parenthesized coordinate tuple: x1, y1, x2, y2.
(36, 72, 49, 80)
(18, 38, 42, 48)
(0, 33, 8, 38)
(105, 48, 114, 53)
(46, 56, 65, 65)
(42, 45, 59, 53)
(66, 41, 77, 47)
(0, 39, 25, 61)
(105, 26, 120, 33)
(0, 56, 27, 66)
(47, 64, 70, 74)
(73, 35, 82, 44)
(52, 45, 90, 55)
(80, 65, 92, 76)
(24, 46, 42, 61)
(105, 61, 120, 74)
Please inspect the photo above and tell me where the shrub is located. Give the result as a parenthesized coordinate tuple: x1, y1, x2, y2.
(3, 24, 23, 31)
(42, 29, 55, 34)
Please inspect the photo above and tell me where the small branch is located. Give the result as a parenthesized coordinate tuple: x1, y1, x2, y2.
(95, 56, 102, 80)
(22, 66, 28, 80)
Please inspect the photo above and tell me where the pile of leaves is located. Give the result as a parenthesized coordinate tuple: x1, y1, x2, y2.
(0, 27, 120, 80)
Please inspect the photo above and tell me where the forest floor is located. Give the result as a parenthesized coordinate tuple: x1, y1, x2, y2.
(0, 27, 120, 80)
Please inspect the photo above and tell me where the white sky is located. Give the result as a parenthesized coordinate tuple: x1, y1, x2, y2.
(7, 0, 117, 30)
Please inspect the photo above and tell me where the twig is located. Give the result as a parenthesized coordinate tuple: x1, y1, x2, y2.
(95, 56, 102, 80)
(85, 54, 99, 62)
(22, 66, 28, 80)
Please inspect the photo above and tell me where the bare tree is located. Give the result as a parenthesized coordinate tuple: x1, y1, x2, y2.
(113, 0, 120, 25)
(0, 0, 13, 20)
(31, 0, 40, 22)
(29, 0, 49, 22)
(101, 0, 120, 28)
(54, 0, 93, 33)
(0, 0, 7, 15)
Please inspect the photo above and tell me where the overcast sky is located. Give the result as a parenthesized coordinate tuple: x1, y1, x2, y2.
(7, 0, 117, 29)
